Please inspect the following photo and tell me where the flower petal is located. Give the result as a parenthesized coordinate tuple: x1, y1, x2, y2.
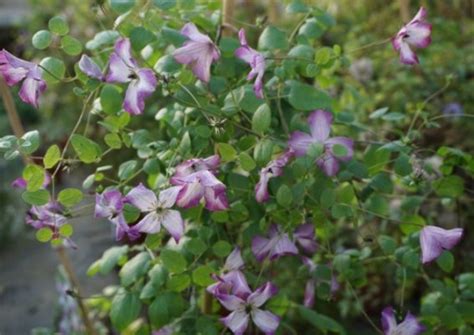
(112, 214, 140, 241)
(221, 310, 249, 335)
(294, 223, 318, 255)
(18, 74, 47, 108)
(399, 42, 419, 65)
(255, 171, 271, 203)
(326, 136, 354, 162)
(181, 22, 212, 43)
(126, 183, 158, 212)
(304, 279, 315, 308)
(78, 55, 104, 80)
(252, 236, 272, 262)
(420, 226, 463, 263)
(248, 282, 278, 308)
(133, 211, 162, 234)
(216, 293, 246, 311)
(405, 22, 432, 48)
(288, 131, 314, 156)
(95, 189, 124, 218)
(251, 309, 280, 335)
(381, 306, 397, 334)
(269, 233, 299, 260)
(175, 180, 205, 208)
(123, 68, 157, 115)
(204, 185, 229, 211)
(396, 311, 426, 335)
(161, 209, 184, 242)
(158, 186, 182, 208)
(317, 153, 340, 176)
(224, 247, 244, 271)
(308, 110, 332, 141)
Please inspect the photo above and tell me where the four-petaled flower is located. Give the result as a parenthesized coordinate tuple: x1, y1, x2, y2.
(420, 225, 463, 263)
(126, 183, 184, 242)
(255, 150, 294, 203)
(288, 110, 353, 176)
(171, 155, 228, 211)
(0, 49, 47, 108)
(235, 28, 266, 99)
(381, 306, 425, 335)
(173, 23, 220, 83)
(106, 38, 157, 115)
(392, 7, 432, 65)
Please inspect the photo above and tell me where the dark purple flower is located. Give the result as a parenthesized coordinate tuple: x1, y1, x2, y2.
(252, 225, 298, 262)
(420, 225, 463, 263)
(288, 110, 353, 176)
(381, 306, 425, 335)
(392, 7, 432, 65)
(255, 150, 294, 203)
(78, 54, 105, 81)
(106, 38, 157, 115)
(0, 49, 47, 108)
(235, 29, 266, 99)
(215, 275, 280, 335)
(171, 155, 228, 211)
(173, 23, 220, 83)
(125, 183, 184, 242)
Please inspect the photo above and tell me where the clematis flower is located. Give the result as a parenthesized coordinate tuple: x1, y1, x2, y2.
(26, 201, 67, 230)
(111, 213, 141, 242)
(252, 225, 298, 262)
(235, 29, 266, 98)
(215, 277, 280, 335)
(381, 306, 425, 335)
(171, 155, 228, 211)
(301, 257, 339, 308)
(420, 225, 463, 263)
(95, 189, 124, 219)
(173, 23, 220, 83)
(125, 183, 184, 242)
(392, 7, 432, 65)
(294, 223, 318, 255)
(0, 49, 47, 108)
(78, 55, 105, 81)
(12, 173, 51, 189)
(255, 150, 294, 203)
(106, 38, 157, 115)
(288, 110, 353, 177)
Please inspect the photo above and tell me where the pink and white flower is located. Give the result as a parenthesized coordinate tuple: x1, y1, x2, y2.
(392, 7, 432, 65)
(0, 49, 47, 108)
(235, 29, 266, 98)
(173, 23, 220, 83)
(255, 150, 294, 203)
(288, 110, 353, 176)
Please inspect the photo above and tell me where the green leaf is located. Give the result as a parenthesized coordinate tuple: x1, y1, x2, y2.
(20, 130, 40, 155)
(149, 292, 186, 329)
(85, 30, 119, 50)
(332, 144, 348, 157)
(109, 0, 135, 13)
(436, 251, 454, 273)
(149, 264, 168, 289)
(433, 175, 464, 198)
(400, 215, 425, 235)
(258, 26, 288, 50)
(100, 84, 123, 115)
(23, 164, 45, 191)
(118, 160, 138, 180)
(378, 235, 397, 254)
(192, 265, 214, 286)
(99, 245, 129, 275)
(187, 238, 207, 256)
(22, 190, 50, 206)
(217, 143, 237, 162)
(212, 240, 232, 258)
(252, 104, 271, 133)
(298, 306, 346, 334)
(239, 152, 256, 172)
(110, 289, 141, 331)
(119, 252, 151, 286)
(59, 224, 73, 237)
(104, 133, 122, 149)
(253, 139, 273, 166)
(48, 16, 69, 35)
(153, 0, 176, 9)
(58, 188, 83, 207)
(71, 134, 102, 163)
(288, 81, 331, 111)
(60, 36, 83, 56)
(36, 227, 53, 242)
(43, 145, 61, 169)
(40, 57, 66, 84)
(130, 27, 155, 51)
(440, 305, 464, 330)
(369, 107, 389, 119)
(160, 249, 187, 274)
(276, 184, 293, 207)
(166, 274, 191, 292)
(32, 30, 52, 50)
(394, 154, 412, 176)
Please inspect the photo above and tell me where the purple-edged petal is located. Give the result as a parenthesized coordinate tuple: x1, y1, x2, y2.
(248, 282, 278, 308)
(288, 131, 314, 156)
(123, 68, 157, 115)
(204, 185, 229, 211)
(126, 183, 159, 212)
(381, 306, 397, 334)
(252, 236, 272, 262)
(133, 212, 162, 234)
(411, 7, 427, 22)
(78, 55, 104, 80)
(326, 136, 354, 162)
(224, 247, 244, 271)
(181, 22, 213, 43)
(175, 180, 204, 208)
(18, 72, 47, 108)
(251, 309, 280, 335)
(216, 293, 246, 311)
(255, 171, 271, 203)
(420, 226, 463, 263)
(396, 312, 426, 335)
(294, 223, 318, 255)
(317, 153, 340, 177)
(95, 189, 124, 218)
(158, 186, 182, 208)
(304, 279, 315, 308)
(172, 155, 221, 179)
(11, 177, 27, 189)
(112, 214, 140, 241)
(106, 52, 131, 83)
(161, 209, 184, 242)
(308, 110, 333, 141)
(399, 42, 419, 65)
(405, 22, 432, 48)
(0, 50, 29, 85)
(221, 310, 249, 335)
(269, 233, 299, 260)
